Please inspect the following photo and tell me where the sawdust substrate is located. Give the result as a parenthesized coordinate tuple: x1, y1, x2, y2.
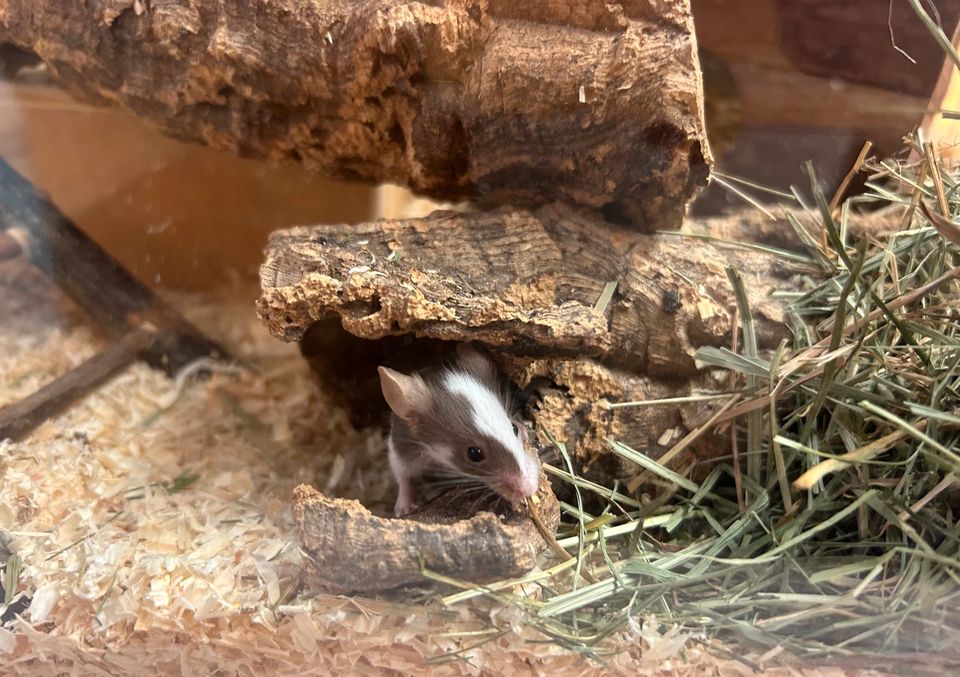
(0, 262, 891, 675)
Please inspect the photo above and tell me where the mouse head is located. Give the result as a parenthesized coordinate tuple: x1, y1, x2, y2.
(377, 344, 540, 502)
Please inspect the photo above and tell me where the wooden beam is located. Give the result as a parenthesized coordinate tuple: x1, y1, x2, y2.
(0, 157, 227, 375)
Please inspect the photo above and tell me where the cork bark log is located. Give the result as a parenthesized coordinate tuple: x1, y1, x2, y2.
(0, 0, 710, 230)
(293, 472, 561, 595)
(259, 203, 792, 375)
(258, 204, 807, 487)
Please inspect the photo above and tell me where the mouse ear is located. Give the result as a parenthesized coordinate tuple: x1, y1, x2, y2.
(378, 366, 432, 422)
(456, 342, 497, 383)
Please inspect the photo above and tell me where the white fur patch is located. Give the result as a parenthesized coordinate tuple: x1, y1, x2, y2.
(430, 444, 457, 471)
(443, 371, 539, 487)
(389, 435, 453, 475)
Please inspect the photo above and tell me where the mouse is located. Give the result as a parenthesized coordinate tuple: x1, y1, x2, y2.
(377, 343, 542, 517)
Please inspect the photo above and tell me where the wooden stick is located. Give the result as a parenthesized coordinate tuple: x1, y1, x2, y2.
(829, 140, 873, 215)
(0, 329, 154, 441)
(922, 142, 950, 216)
(0, 157, 227, 375)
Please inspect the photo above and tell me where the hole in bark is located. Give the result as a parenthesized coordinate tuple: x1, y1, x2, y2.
(447, 117, 470, 181)
(293, 321, 563, 583)
(342, 294, 382, 317)
(643, 122, 684, 148)
(688, 140, 710, 188)
(600, 201, 636, 228)
(0, 43, 41, 78)
(299, 319, 455, 430)
(388, 122, 406, 151)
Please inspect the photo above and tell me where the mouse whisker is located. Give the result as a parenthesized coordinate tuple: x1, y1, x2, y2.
(427, 478, 487, 490)
(458, 486, 492, 498)
(429, 468, 498, 482)
(466, 492, 489, 514)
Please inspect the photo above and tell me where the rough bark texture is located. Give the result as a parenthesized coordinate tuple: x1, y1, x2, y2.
(292, 472, 561, 595)
(258, 205, 799, 481)
(505, 355, 729, 487)
(0, 0, 711, 230)
(259, 203, 792, 377)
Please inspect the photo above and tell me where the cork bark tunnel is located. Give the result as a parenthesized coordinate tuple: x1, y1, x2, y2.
(258, 203, 797, 480)
(256, 203, 815, 594)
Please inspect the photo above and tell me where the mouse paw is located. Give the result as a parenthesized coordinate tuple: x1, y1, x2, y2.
(394, 496, 419, 517)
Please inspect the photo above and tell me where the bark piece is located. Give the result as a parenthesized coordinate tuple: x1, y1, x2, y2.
(259, 204, 789, 482)
(508, 356, 729, 488)
(292, 469, 561, 595)
(258, 203, 792, 380)
(0, 0, 710, 230)
(0, 329, 153, 441)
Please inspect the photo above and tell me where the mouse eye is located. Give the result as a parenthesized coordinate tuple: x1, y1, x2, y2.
(512, 423, 519, 436)
(467, 446, 485, 462)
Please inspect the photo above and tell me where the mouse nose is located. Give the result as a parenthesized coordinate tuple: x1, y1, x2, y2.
(501, 475, 538, 499)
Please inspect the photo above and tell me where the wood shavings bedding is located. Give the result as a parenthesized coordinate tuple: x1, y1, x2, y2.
(0, 265, 873, 675)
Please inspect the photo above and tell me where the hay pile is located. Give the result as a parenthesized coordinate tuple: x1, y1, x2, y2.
(0, 262, 807, 675)
(462, 147, 960, 674)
